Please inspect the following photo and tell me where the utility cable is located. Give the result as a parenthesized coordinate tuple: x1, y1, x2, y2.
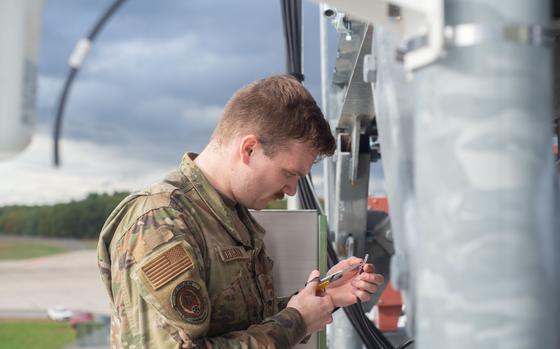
(396, 338, 414, 349)
(280, 2, 413, 348)
(280, 0, 304, 82)
(295, 165, 395, 349)
(53, 0, 128, 166)
(281, 0, 393, 343)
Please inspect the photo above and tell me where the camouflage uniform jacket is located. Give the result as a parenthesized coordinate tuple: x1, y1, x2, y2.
(97, 153, 306, 348)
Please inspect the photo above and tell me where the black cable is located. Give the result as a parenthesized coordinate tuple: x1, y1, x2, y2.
(280, 2, 396, 347)
(53, 68, 78, 165)
(396, 338, 414, 349)
(556, 117, 560, 162)
(280, 0, 304, 82)
(302, 175, 393, 349)
(53, 0, 128, 166)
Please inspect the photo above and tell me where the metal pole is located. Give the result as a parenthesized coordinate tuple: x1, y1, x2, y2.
(287, 0, 303, 211)
(371, 25, 418, 336)
(414, 0, 559, 348)
(319, 3, 333, 221)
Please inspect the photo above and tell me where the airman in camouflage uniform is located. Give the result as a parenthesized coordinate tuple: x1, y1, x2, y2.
(98, 153, 308, 348)
(98, 75, 384, 348)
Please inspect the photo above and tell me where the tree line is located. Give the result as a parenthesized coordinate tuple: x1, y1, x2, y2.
(0, 192, 291, 240)
(0, 192, 129, 239)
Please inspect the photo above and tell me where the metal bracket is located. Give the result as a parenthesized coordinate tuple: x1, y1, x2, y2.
(350, 114, 362, 184)
(398, 22, 560, 59)
(316, 0, 444, 71)
(444, 22, 560, 47)
(318, 1, 559, 70)
(325, 8, 353, 41)
(363, 53, 377, 83)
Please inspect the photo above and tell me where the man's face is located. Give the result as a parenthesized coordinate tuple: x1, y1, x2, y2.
(234, 140, 318, 210)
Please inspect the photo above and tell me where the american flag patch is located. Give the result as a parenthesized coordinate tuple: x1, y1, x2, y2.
(141, 244, 193, 290)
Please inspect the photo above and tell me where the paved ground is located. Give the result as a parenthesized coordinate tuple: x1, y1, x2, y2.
(0, 235, 95, 251)
(0, 250, 110, 318)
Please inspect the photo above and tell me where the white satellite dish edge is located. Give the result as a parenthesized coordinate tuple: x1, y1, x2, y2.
(0, 0, 44, 160)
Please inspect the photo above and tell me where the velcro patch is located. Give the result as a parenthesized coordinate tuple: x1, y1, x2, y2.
(143, 229, 174, 250)
(172, 280, 208, 324)
(218, 246, 249, 262)
(142, 244, 193, 290)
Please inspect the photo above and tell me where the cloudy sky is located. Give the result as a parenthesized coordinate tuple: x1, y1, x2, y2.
(1, 0, 372, 205)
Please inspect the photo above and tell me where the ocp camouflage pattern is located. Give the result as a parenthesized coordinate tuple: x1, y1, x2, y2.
(98, 153, 306, 348)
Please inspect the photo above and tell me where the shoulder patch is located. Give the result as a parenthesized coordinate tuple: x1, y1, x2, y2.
(171, 280, 208, 324)
(218, 246, 249, 262)
(141, 244, 193, 290)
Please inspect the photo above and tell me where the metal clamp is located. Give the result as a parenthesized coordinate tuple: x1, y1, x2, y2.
(324, 7, 353, 41)
(444, 22, 560, 47)
(398, 21, 560, 59)
(315, 0, 444, 71)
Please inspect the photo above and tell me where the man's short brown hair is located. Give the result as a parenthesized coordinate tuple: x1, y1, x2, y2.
(212, 75, 336, 157)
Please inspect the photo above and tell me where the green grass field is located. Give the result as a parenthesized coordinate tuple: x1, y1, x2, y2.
(0, 319, 75, 349)
(0, 241, 66, 260)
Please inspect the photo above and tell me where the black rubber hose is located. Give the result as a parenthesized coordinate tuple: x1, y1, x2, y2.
(280, 0, 304, 82)
(396, 338, 414, 349)
(303, 174, 394, 349)
(53, 0, 128, 166)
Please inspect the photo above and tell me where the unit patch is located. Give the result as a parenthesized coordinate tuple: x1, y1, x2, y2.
(171, 280, 208, 324)
(141, 244, 193, 290)
(218, 246, 249, 262)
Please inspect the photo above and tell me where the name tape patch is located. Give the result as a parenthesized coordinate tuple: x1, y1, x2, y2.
(218, 246, 249, 262)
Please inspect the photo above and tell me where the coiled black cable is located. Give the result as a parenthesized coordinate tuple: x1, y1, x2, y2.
(53, 0, 128, 166)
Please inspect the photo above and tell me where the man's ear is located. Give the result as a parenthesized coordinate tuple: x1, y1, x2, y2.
(239, 135, 258, 164)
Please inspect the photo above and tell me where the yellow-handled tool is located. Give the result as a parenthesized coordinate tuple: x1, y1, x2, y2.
(317, 254, 369, 290)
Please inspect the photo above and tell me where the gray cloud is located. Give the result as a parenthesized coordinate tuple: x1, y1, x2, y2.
(2, 0, 345, 204)
(38, 0, 296, 165)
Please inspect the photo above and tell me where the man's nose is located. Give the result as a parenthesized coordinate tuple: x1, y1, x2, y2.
(283, 178, 298, 196)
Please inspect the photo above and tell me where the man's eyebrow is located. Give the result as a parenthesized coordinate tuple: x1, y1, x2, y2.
(286, 168, 306, 177)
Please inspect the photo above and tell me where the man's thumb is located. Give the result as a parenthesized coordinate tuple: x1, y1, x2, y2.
(304, 270, 321, 292)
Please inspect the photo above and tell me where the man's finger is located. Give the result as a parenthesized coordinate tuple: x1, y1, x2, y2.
(304, 270, 321, 292)
(352, 276, 381, 295)
(354, 288, 373, 302)
(361, 263, 376, 274)
(359, 272, 384, 284)
(305, 276, 320, 286)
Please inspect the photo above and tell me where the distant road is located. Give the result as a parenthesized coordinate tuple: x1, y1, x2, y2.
(0, 250, 110, 318)
(0, 234, 95, 251)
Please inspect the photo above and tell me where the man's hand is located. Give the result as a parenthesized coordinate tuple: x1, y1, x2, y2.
(287, 270, 334, 335)
(325, 257, 384, 308)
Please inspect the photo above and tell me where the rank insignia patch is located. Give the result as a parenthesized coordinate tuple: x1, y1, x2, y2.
(141, 243, 193, 290)
(171, 280, 208, 324)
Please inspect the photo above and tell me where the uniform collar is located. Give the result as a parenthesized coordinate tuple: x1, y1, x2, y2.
(179, 152, 252, 248)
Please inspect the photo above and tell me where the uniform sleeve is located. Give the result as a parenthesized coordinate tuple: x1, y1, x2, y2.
(192, 308, 307, 349)
(122, 208, 307, 349)
(277, 293, 297, 312)
(130, 239, 307, 349)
